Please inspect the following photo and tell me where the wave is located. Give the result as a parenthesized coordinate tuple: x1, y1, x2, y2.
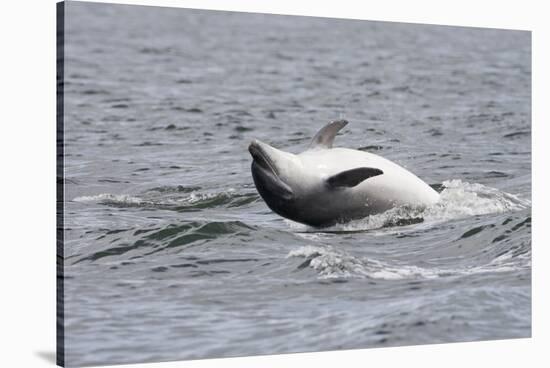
(73, 186, 259, 211)
(74, 220, 256, 263)
(288, 245, 439, 280)
(287, 184, 531, 280)
(287, 242, 530, 280)
(289, 179, 530, 233)
(74, 180, 529, 232)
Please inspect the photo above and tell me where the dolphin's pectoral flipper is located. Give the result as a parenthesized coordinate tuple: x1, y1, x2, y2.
(326, 167, 383, 188)
(308, 120, 349, 150)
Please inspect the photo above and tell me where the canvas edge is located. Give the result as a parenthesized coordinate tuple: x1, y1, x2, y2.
(56, 1, 66, 367)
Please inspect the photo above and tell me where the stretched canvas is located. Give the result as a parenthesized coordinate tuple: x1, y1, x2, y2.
(57, 1, 532, 367)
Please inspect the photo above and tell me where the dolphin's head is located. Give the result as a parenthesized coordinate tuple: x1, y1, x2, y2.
(248, 139, 305, 218)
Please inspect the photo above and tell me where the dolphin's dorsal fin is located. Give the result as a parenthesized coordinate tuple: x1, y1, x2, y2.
(308, 120, 348, 150)
(326, 167, 383, 188)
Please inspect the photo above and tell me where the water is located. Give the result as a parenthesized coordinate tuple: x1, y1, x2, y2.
(60, 2, 531, 367)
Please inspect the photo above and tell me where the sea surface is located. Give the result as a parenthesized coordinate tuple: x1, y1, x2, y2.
(60, 2, 531, 367)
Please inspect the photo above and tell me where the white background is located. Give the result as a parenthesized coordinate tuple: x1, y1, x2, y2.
(1, 0, 547, 367)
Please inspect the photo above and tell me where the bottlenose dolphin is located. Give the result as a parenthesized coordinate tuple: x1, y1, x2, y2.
(248, 120, 439, 227)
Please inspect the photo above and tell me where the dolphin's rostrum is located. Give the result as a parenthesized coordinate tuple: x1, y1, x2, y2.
(249, 120, 440, 227)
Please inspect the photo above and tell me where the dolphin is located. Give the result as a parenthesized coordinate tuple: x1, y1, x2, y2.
(248, 120, 440, 227)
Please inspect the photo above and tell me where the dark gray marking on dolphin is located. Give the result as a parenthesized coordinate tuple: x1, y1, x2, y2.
(326, 167, 384, 189)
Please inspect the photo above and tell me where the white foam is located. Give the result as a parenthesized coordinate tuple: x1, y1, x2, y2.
(73, 193, 144, 204)
(287, 245, 439, 280)
(314, 179, 530, 233)
(287, 244, 529, 280)
(185, 192, 219, 204)
(72, 188, 239, 207)
(424, 179, 530, 220)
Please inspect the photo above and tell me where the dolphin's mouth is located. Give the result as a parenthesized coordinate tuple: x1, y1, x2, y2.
(249, 139, 294, 201)
(248, 140, 279, 177)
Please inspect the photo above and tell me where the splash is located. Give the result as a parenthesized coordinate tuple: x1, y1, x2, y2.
(425, 179, 530, 220)
(291, 180, 531, 233)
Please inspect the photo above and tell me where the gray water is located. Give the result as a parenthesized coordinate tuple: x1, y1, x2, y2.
(60, 2, 531, 367)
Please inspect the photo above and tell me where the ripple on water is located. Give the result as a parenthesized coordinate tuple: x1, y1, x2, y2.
(74, 220, 257, 264)
(73, 187, 260, 212)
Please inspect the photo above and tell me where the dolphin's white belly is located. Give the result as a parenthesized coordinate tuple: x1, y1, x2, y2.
(299, 148, 439, 212)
